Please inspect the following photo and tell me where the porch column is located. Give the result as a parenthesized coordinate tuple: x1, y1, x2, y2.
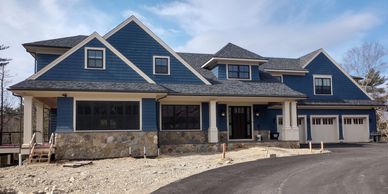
(35, 100, 44, 144)
(208, 100, 219, 143)
(23, 96, 33, 146)
(282, 101, 291, 140)
(291, 101, 298, 130)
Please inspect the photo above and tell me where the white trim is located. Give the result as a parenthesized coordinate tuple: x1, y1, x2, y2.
(272, 74, 283, 83)
(341, 114, 370, 142)
(153, 56, 170, 75)
(84, 47, 106, 70)
(103, 16, 211, 85)
(226, 64, 252, 80)
(226, 104, 255, 141)
(302, 49, 373, 100)
(263, 69, 309, 74)
(159, 102, 202, 131)
(276, 115, 307, 143)
(73, 97, 142, 132)
(313, 74, 333, 96)
(310, 115, 340, 142)
(29, 32, 156, 84)
(201, 57, 268, 68)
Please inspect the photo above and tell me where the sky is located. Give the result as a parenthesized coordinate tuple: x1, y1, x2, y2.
(0, 0, 387, 88)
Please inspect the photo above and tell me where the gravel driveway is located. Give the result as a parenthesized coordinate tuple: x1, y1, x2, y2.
(0, 146, 321, 193)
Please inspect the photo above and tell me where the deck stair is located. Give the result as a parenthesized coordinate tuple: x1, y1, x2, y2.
(28, 133, 55, 163)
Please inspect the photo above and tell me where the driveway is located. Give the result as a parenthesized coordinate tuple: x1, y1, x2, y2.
(154, 143, 388, 194)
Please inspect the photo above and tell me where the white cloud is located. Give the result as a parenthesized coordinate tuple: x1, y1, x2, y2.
(0, 0, 112, 87)
(146, 0, 382, 58)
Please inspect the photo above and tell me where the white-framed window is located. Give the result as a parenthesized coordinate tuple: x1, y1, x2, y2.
(313, 75, 333, 95)
(312, 118, 321, 125)
(273, 75, 283, 83)
(353, 118, 364, 125)
(344, 118, 352, 125)
(153, 56, 170, 75)
(227, 64, 251, 80)
(84, 47, 106, 70)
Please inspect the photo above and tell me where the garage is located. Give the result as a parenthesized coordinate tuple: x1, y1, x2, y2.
(310, 115, 339, 143)
(276, 115, 307, 143)
(342, 115, 370, 142)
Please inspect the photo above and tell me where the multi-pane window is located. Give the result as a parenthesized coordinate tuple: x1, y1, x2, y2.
(154, 56, 170, 74)
(161, 105, 200, 130)
(76, 101, 139, 130)
(314, 76, 332, 95)
(353, 118, 364, 125)
(344, 118, 352, 125)
(86, 48, 104, 69)
(312, 117, 335, 125)
(312, 118, 321, 125)
(228, 64, 250, 79)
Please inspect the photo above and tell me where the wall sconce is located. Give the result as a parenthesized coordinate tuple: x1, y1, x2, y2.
(255, 112, 260, 117)
(62, 93, 67, 97)
(221, 112, 226, 117)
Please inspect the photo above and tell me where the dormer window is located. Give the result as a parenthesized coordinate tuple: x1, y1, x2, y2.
(227, 64, 250, 80)
(314, 75, 332, 95)
(153, 56, 170, 75)
(85, 47, 105, 69)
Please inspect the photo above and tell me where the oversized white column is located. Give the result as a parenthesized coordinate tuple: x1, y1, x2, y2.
(23, 96, 33, 146)
(282, 101, 291, 132)
(208, 100, 219, 143)
(291, 101, 298, 130)
(35, 101, 44, 144)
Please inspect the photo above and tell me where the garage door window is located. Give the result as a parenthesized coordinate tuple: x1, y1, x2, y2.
(322, 118, 334, 125)
(312, 118, 321, 125)
(353, 118, 364, 125)
(344, 118, 352, 125)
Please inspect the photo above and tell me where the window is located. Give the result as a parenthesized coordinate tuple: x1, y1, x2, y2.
(353, 118, 364, 125)
(344, 118, 352, 125)
(153, 56, 170, 75)
(161, 105, 200, 130)
(228, 64, 250, 79)
(278, 117, 283, 125)
(76, 101, 140, 130)
(273, 75, 283, 83)
(314, 75, 332, 95)
(312, 118, 321, 125)
(297, 118, 303, 126)
(85, 48, 105, 69)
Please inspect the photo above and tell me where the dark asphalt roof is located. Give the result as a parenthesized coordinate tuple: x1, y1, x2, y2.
(161, 80, 306, 97)
(23, 35, 88, 48)
(299, 99, 384, 106)
(260, 57, 306, 71)
(299, 48, 322, 67)
(9, 80, 167, 93)
(214, 43, 267, 60)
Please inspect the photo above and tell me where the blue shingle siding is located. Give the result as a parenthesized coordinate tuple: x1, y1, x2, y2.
(283, 53, 369, 100)
(142, 98, 157, 131)
(211, 66, 219, 78)
(257, 108, 376, 141)
(202, 102, 209, 130)
(56, 97, 73, 132)
(251, 65, 260, 80)
(217, 64, 227, 80)
(217, 104, 227, 131)
(36, 54, 60, 72)
(37, 38, 147, 82)
(106, 21, 203, 84)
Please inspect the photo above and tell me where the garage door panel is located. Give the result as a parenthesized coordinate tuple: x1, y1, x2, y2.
(343, 116, 369, 142)
(311, 117, 338, 143)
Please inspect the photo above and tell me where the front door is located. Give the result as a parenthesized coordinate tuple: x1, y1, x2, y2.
(228, 106, 252, 140)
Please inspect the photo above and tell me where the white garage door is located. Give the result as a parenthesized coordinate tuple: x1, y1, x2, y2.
(277, 116, 307, 143)
(342, 116, 370, 142)
(310, 116, 339, 143)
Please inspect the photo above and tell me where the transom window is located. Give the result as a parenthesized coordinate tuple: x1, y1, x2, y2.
(85, 48, 105, 69)
(76, 101, 140, 130)
(153, 56, 170, 75)
(314, 75, 332, 95)
(161, 105, 200, 130)
(228, 64, 250, 79)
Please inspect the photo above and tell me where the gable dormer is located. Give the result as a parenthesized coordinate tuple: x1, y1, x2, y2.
(104, 16, 211, 85)
(202, 43, 268, 80)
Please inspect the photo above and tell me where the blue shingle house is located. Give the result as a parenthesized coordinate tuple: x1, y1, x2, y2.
(9, 16, 381, 160)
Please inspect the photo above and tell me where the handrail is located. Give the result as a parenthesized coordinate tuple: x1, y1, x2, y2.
(29, 132, 36, 148)
(48, 133, 55, 145)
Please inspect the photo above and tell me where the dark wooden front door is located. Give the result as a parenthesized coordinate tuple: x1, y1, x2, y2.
(229, 106, 252, 139)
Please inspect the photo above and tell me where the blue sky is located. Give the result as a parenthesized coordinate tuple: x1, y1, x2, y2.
(0, 0, 387, 87)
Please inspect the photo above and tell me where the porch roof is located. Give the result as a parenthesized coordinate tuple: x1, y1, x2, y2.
(298, 99, 384, 106)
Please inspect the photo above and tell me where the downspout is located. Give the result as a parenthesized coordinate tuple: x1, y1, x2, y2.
(155, 94, 168, 155)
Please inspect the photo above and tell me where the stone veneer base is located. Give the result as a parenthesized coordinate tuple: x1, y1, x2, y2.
(55, 131, 158, 160)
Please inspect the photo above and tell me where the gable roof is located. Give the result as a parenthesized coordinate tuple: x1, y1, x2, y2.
(214, 43, 267, 60)
(299, 48, 323, 68)
(28, 32, 156, 84)
(23, 35, 88, 48)
(103, 15, 212, 85)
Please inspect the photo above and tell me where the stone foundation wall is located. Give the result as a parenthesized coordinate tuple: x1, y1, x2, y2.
(159, 131, 208, 145)
(55, 131, 158, 160)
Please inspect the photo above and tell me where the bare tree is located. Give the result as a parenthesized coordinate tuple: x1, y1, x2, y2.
(343, 42, 387, 98)
(0, 44, 11, 145)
